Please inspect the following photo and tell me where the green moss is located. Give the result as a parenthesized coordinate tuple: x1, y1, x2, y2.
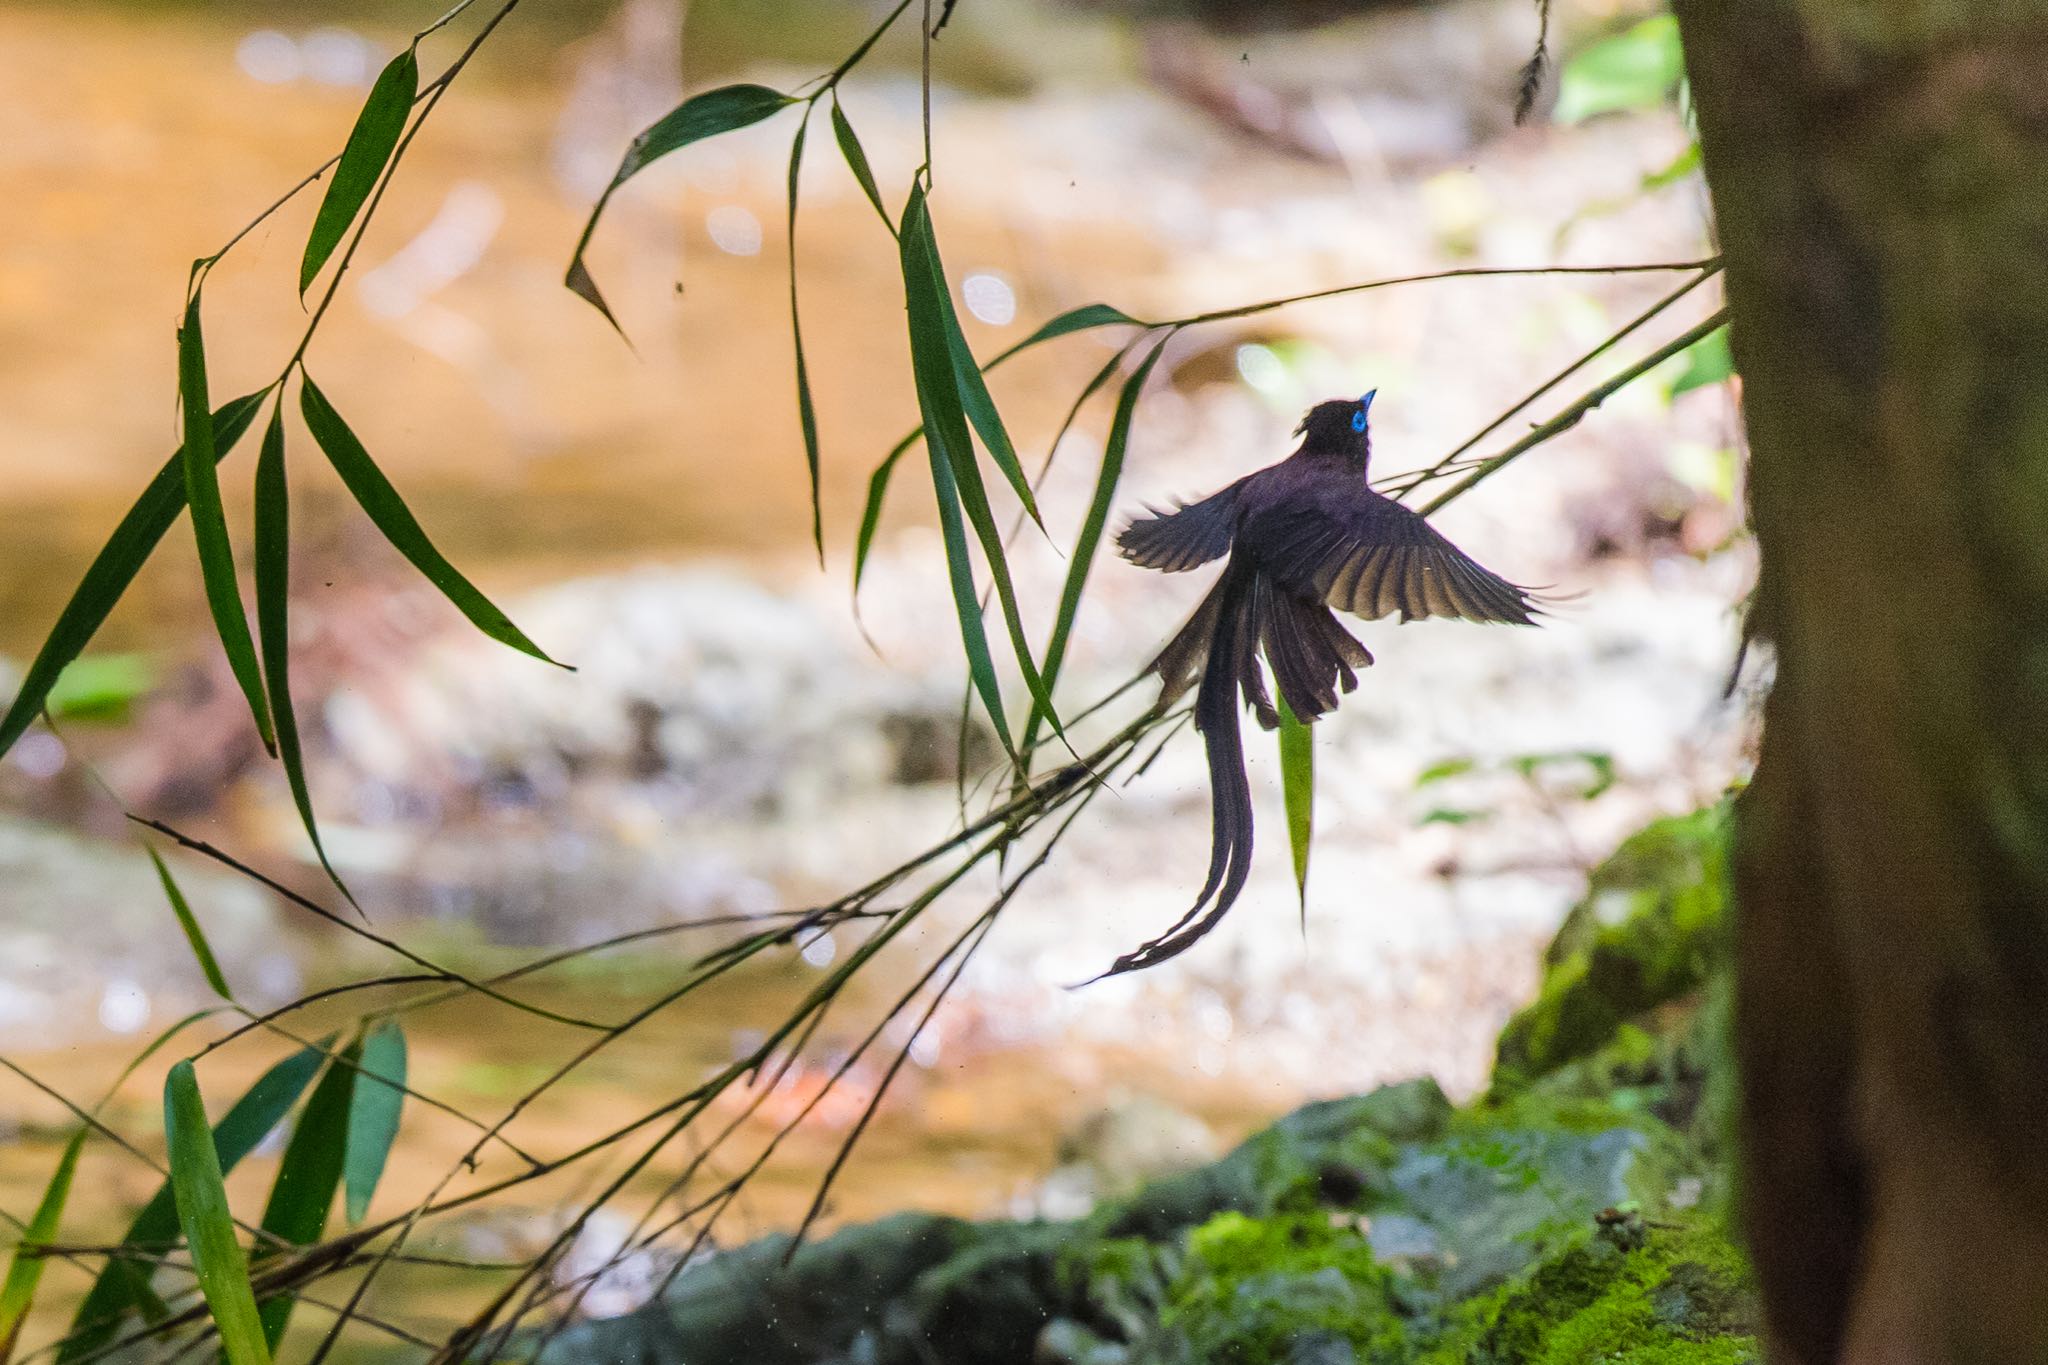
(1494, 807, 1732, 1093)
(1058, 1235, 1176, 1341)
(1154, 1211, 1408, 1363)
(1423, 1225, 1758, 1365)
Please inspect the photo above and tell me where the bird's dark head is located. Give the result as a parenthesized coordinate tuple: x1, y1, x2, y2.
(1295, 390, 1377, 468)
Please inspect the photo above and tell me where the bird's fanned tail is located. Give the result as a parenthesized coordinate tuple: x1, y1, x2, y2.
(1098, 571, 1257, 979)
(1096, 572, 1371, 980)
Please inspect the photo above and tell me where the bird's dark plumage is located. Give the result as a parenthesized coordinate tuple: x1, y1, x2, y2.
(1101, 392, 1540, 978)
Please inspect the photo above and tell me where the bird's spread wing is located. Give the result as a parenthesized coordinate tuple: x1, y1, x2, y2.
(1247, 495, 1540, 626)
(1117, 480, 1244, 572)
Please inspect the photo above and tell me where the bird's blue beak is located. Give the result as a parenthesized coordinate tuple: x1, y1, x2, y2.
(1359, 389, 1378, 411)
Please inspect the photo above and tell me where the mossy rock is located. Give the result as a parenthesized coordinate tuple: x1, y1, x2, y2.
(1145, 1211, 1408, 1364)
(544, 1075, 1703, 1365)
(535, 1212, 974, 1365)
(1426, 1221, 1760, 1365)
(884, 1220, 1074, 1362)
(1493, 806, 1731, 1094)
(1097, 1079, 1452, 1243)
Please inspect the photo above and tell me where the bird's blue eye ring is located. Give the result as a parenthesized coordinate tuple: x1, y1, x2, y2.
(1350, 409, 1368, 433)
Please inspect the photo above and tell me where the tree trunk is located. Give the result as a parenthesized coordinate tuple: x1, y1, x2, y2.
(1672, 3, 2048, 1360)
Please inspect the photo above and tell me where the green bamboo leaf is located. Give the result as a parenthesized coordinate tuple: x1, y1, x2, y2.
(343, 1021, 406, 1224)
(853, 305, 1146, 597)
(1641, 141, 1702, 191)
(42, 654, 153, 722)
(178, 292, 275, 756)
(900, 186, 1012, 753)
(903, 195, 1042, 529)
(0, 1128, 87, 1364)
(146, 846, 231, 1000)
(1024, 336, 1168, 755)
(299, 376, 562, 668)
(1581, 752, 1618, 800)
(252, 1042, 358, 1348)
(162, 1062, 273, 1365)
(828, 96, 892, 232)
(110, 1011, 234, 1096)
(1554, 14, 1684, 125)
(617, 84, 794, 179)
(787, 110, 823, 562)
(901, 184, 1069, 754)
(252, 404, 353, 904)
(300, 46, 418, 297)
(1277, 695, 1314, 922)
(851, 431, 920, 599)
(1415, 756, 1477, 787)
(0, 391, 267, 761)
(926, 450, 1013, 759)
(985, 302, 1143, 369)
(566, 83, 795, 329)
(1669, 323, 1734, 396)
(61, 1046, 324, 1364)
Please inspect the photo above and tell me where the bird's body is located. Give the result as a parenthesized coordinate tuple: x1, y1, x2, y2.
(1104, 393, 1539, 977)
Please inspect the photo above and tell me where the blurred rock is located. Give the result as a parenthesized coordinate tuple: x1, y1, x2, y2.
(267, 566, 996, 937)
(1036, 1096, 1222, 1217)
(1132, 0, 1551, 170)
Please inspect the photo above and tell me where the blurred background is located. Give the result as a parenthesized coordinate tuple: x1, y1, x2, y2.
(0, 0, 1744, 1340)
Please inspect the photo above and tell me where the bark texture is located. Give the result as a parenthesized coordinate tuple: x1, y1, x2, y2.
(1674, 3, 2048, 1361)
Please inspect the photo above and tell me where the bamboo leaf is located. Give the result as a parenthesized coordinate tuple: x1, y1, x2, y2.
(928, 447, 1014, 760)
(1669, 322, 1734, 396)
(851, 431, 920, 599)
(562, 257, 622, 336)
(616, 84, 795, 180)
(41, 654, 153, 723)
(0, 1128, 87, 1365)
(900, 186, 1012, 755)
(828, 96, 892, 232)
(252, 1042, 358, 1348)
(178, 293, 275, 756)
(1415, 757, 1476, 787)
(854, 301, 1147, 607)
(1024, 337, 1168, 754)
(147, 846, 232, 1000)
(985, 302, 1142, 368)
(343, 1021, 406, 1224)
(299, 376, 563, 667)
(1277, 695, 1314, 922)
(0, 391, 267, 761)
(252, 404, 353, 904)
(566, 83, 794, 328)
(61, 1046, 324, 1364)
(904, 195, 1042, 528)
(901, 184, 1075, 756)
(162, 1062, 273, 1365)
(1554, 13, 1684, 124)
(111, 1011, 234, 1095)
(900, 189, 1066, 733)
(1641, 140, 1702, 191)
(787, 110, 823, 562)
(299, 46, 417, 296)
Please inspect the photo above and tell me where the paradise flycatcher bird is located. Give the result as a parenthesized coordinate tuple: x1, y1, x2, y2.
(1103, 390, 1540, 977)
